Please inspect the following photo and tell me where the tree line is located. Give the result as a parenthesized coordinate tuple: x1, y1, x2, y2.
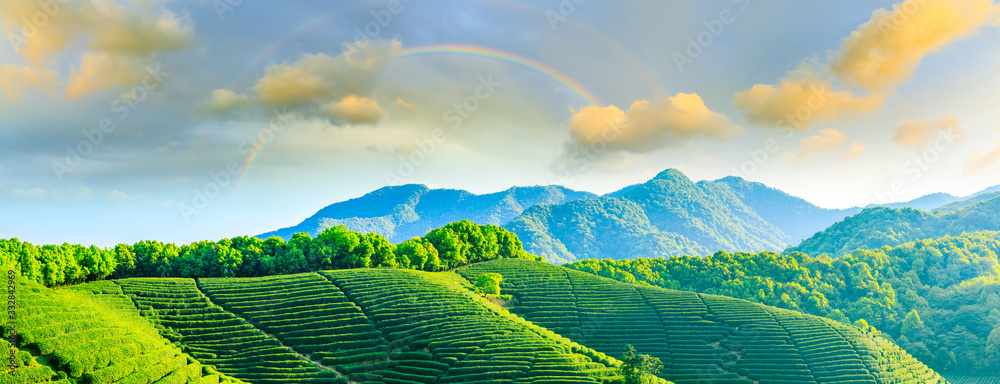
(0, 220, 536, 287)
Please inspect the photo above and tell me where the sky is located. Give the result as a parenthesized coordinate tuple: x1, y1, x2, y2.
(1, 0, 1000, 247)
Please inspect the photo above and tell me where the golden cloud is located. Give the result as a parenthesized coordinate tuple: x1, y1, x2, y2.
(206, 89, 251, 114)
(251, 40, 401, 106)
(893, 116, 961, 147)
(832, 0, 1000, 92)
(208, 40, 401, 126)
(324, 95, 386, 124)
(964, 142, 1000, 175)
(735, 0, 999, 130)
(568, 93, 742, 153)
(0, 65, 56, 99)
(394, 98, 417, 113)
(783, 128, 855, 163)
(65, 53, 148, 100)
(842, 141, 868, 161)
(733, 67, 882, 130)
(0, 0, 193, 99)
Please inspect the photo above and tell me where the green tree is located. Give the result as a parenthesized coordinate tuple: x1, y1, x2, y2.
(174, 243, 202, 278)
(258, 236, 286, 275)
(425, 226, 468, 269)
(396, 237, 443, 271)
(367, 233, 397, 268)
(343, 233, 372, 269)
(15, 241, 41, 282)
(112, 243, 134, 278)
(476, 273, 503, 295)
(902, 310, 930, 341)
(212, 239, 242, 278)
(619, 345, 661, 384)
(285, 233, 311, 273)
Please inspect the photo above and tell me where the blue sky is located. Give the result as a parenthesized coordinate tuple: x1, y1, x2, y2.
(2, 0, 1000, 246)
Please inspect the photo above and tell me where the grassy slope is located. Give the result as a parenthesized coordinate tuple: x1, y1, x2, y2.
(113, 278, 343, 384)
(3, 277, 243, 384)
(67, 269, 639, 384)
(10, 260, 947, 384)
(459, 259, 946, 384)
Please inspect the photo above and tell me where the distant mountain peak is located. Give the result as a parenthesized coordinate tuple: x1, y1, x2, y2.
(652, 168, 691, 182)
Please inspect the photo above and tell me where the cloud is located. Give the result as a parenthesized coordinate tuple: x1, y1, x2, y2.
(734, 0, 999, 130)
(0, 0, 193, 99)
(842, 142, 868, 161)
(567, 93, 743, 153)
(733, 66, 882, 130)
(964, 142, 1000, 175)
(86, 6, 192, 57)
(206, 89, 251, 114)
(0, 184, 93, 200)
(208, 39, 401, 125)
(0, 65, 56, 99)
(394, 98, 417, 113)
(783, 128, 854, 163)
(893, 116, 961, 148)
(64, 53, 149, 100)
(323, 95, 386, 124)
(831, 0, 1000, 92)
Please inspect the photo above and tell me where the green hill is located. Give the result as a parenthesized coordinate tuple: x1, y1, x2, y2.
(5, 259, 945, 384)
(791, 195, 1000, 256)
(459, 259, 945, 384)
(52, 268, 634, 384)
(3, 277, 244, 384)
(935, 191, 1000, 213)
(564, 231, 1000, 375)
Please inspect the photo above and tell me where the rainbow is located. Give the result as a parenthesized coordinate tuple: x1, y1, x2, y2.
(229, 0, 674, 189)
(397, 44, 603, 107)
(235, 113, 291, 192)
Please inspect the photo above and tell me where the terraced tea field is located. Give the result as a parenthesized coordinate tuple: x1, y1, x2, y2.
(3, 278, 243, 384)
(459, 258, 947, 384)
(5, 260, 948, 384)
(116, 278, 342, 384)
(945, 376, 1000, 384)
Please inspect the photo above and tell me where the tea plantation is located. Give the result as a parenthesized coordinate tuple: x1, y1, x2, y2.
(944, 376, 1000, 384)
(458, 259, 948, 384)
(2, 277, 244, 384)
(4, 259, 947, 384)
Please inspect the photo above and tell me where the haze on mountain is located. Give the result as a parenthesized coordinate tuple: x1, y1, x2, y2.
(790, 192, 1000, 257)
(257, 184, 596, 243)
(262, 169, 926, 263)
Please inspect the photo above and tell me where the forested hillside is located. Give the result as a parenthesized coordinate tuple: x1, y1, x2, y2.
(257, 184, 595, 242)
(506, 169, 790, 263)
(792, 195, 1000, 256)
(566, 231, 1000, 374)
(251, 169, 1000, 264)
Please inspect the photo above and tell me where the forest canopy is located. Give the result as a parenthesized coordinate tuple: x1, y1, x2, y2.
(0, 220, 536, 287)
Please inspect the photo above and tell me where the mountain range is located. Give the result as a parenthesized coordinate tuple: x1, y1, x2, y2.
(790, 192, 1000, 256)
(257, 184, 595, 242)
(258, 168, 1000, 263)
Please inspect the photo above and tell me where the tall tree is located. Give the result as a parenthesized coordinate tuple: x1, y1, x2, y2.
(619, 345, 662, 384)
